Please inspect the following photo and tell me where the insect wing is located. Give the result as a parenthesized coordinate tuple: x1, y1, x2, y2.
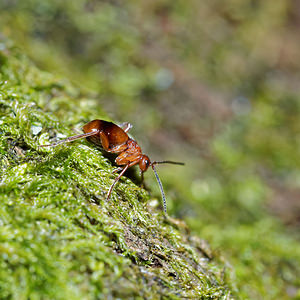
(83, 120, 129, 151)
(102, 121, 129, 149)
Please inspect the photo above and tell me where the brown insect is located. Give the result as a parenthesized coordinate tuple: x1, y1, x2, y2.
(40, 120, 184, 214)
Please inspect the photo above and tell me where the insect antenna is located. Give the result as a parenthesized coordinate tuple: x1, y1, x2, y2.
(151, 161, 184, 214)
(151, 163, 167, 215)
(152, 160, 184, 166)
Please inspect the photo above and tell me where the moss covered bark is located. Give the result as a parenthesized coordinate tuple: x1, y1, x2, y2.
(0, 41, 233, 299)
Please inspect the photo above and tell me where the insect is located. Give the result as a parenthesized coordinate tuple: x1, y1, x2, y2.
(40, 120, 184, 214)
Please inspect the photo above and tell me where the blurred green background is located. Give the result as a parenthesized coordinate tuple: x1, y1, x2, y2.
(1, 0, 300, 298)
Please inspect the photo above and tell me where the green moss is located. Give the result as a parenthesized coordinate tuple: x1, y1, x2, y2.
(2, 1, 300, 298)
(0, 42, 233, 298)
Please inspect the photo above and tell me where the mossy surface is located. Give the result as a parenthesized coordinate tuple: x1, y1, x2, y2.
(1, 1, 300, 299)
(0, 42, 233, 299)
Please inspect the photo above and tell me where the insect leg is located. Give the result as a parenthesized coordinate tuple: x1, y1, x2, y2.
(39, 130, 99, 148)
(118, 122, 133, 133)
(112, 167, 123, 174)
(140, 171, 145, 188)
(106, 164, 129, 200)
